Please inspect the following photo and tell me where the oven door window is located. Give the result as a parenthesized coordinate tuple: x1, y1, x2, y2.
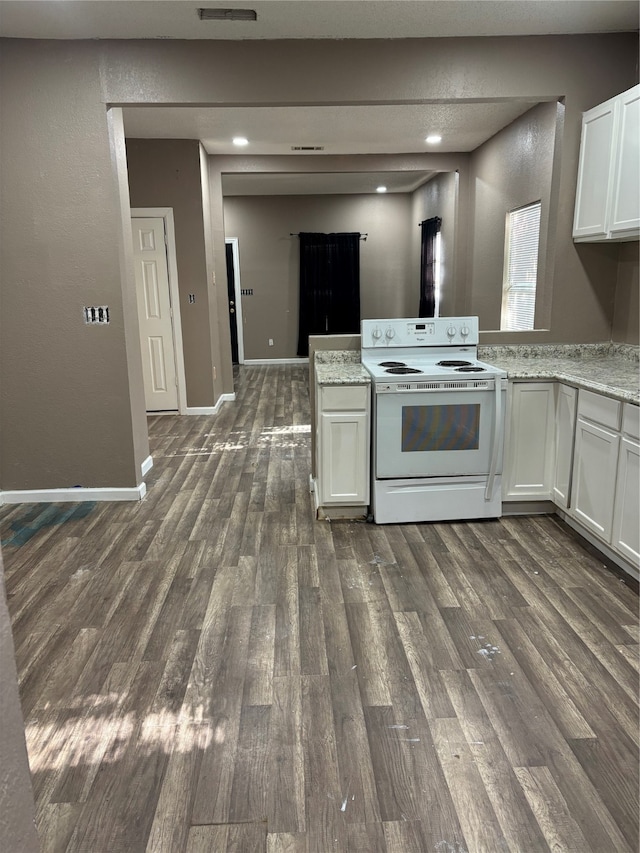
(375, 388, 504, 479)
(402, 404, 480, 452)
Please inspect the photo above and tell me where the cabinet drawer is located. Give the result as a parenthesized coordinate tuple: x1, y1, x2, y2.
(321, 384, 368, 411)
(622, 403, 640, 441)
(577, 389, 621, 430)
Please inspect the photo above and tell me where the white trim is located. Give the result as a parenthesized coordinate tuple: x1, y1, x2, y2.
(225, 238, 245, 364)
(243, 358, 310, 365)
(185, 393, 236, 416)
(0, 483, 147, 505)
(141, 455, 154, 477)
(131, 208, 188, 414)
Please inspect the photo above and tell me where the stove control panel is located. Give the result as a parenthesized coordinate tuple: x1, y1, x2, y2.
(361, 317, 479, 347)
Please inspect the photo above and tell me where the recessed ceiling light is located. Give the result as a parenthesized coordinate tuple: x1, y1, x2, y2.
(232, 136, 249, 146)
(376, 186, 388, 193)
(425, 134, 442, 145)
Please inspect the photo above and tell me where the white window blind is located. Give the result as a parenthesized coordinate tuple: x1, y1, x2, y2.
(501, 201, 541, 331)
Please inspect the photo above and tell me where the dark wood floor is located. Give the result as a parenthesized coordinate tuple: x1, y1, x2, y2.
(1, 364, 638, 853)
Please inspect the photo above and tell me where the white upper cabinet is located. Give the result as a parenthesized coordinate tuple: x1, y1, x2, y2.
(610, 87, 640, 238)
(573, 84, 640, 242)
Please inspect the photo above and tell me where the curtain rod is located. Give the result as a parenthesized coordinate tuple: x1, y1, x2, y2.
(290, 232, 367, 241)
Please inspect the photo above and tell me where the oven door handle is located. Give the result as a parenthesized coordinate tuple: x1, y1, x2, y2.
(485, 378, 503, 502)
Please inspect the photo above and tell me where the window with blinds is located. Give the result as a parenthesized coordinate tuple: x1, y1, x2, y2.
(501, 201, 541, 331)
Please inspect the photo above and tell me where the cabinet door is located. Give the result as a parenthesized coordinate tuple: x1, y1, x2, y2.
(612, 437, 640, 565)
(553, 384, 577, 508)
(573, 99, 617, 240)
(319, 412, 369, 504)
(571, 417, 619, 542)
(504, 383, 555, 500)
(609, 86, 640, 237)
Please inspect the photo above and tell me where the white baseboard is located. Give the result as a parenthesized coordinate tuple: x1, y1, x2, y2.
(243, 358, 309, 365)
(185, 393, 236, 416)
(0, 483, 147, 504)
(141, 455, 154, 477)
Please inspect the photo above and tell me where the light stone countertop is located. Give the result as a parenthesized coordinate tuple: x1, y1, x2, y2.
(315, 350, 371, 385)
(314, 344, 639, 403)
(478, 344, 639, 405)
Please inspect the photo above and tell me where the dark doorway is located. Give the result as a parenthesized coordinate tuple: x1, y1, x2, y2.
(297, 232, 361, 357)
(225, 241, 239, 364)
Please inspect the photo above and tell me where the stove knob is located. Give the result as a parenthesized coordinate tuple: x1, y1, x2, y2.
(460, 324, 470, 339)
(385, 327, 396, 340)
(372, 326, 382, 341)
(446, 325, 457, 339)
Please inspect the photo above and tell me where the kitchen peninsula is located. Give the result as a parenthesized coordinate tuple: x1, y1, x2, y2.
(312, 341, 639, 578)
(479, 342, 639, 404)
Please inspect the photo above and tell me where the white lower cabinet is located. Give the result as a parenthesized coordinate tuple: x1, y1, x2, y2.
(611, 404, 640, 565)
(317, 384, 370, 506)
(612, 437, 640, 564)
(571, 417, 620, 542)
(503, 382, 556, 500)
(504, 380, 639, 575)
(552, 384, 577, 508)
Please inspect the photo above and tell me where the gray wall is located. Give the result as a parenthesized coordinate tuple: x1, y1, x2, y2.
(469, 101, 558, 332)
(0, 43, 148, 493)
(126, 139, 218, 407)
(613, 242, 640, 344)
(222, 193, 413, 359)
(0, 34, 638, 496)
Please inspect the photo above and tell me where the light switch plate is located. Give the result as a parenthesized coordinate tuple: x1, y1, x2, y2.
(84, 306, 109, 324)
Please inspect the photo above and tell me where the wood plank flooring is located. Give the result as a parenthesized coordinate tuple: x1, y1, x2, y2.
(1, 364, 638, 853)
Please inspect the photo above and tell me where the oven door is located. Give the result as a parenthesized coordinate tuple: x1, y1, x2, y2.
(374, 382, 505, 479)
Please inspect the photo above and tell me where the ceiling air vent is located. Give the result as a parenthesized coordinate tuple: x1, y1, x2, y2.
(198, 8, 257, 21)
(291, 146, 325, 151)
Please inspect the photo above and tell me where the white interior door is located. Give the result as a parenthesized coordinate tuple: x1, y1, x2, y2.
(131, 217, 178, 411)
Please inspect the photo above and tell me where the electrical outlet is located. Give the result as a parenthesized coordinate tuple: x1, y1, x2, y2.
(189, 294, 196, 303)
(269, 338, 274, 346)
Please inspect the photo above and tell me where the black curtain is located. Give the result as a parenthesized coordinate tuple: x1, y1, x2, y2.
(418, 216, 442, 318)
(297, 232, 361, 356)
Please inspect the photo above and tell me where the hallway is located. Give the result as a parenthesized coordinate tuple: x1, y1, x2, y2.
(1, 364, 638, 852)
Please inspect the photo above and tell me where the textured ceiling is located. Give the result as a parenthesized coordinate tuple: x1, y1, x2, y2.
(4, 0, 635, 194)
(0, 0, 637, 40)
(122, 101, 541, 156)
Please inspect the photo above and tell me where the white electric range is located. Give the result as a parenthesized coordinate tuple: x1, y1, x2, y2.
(361, 317, 507, 524)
